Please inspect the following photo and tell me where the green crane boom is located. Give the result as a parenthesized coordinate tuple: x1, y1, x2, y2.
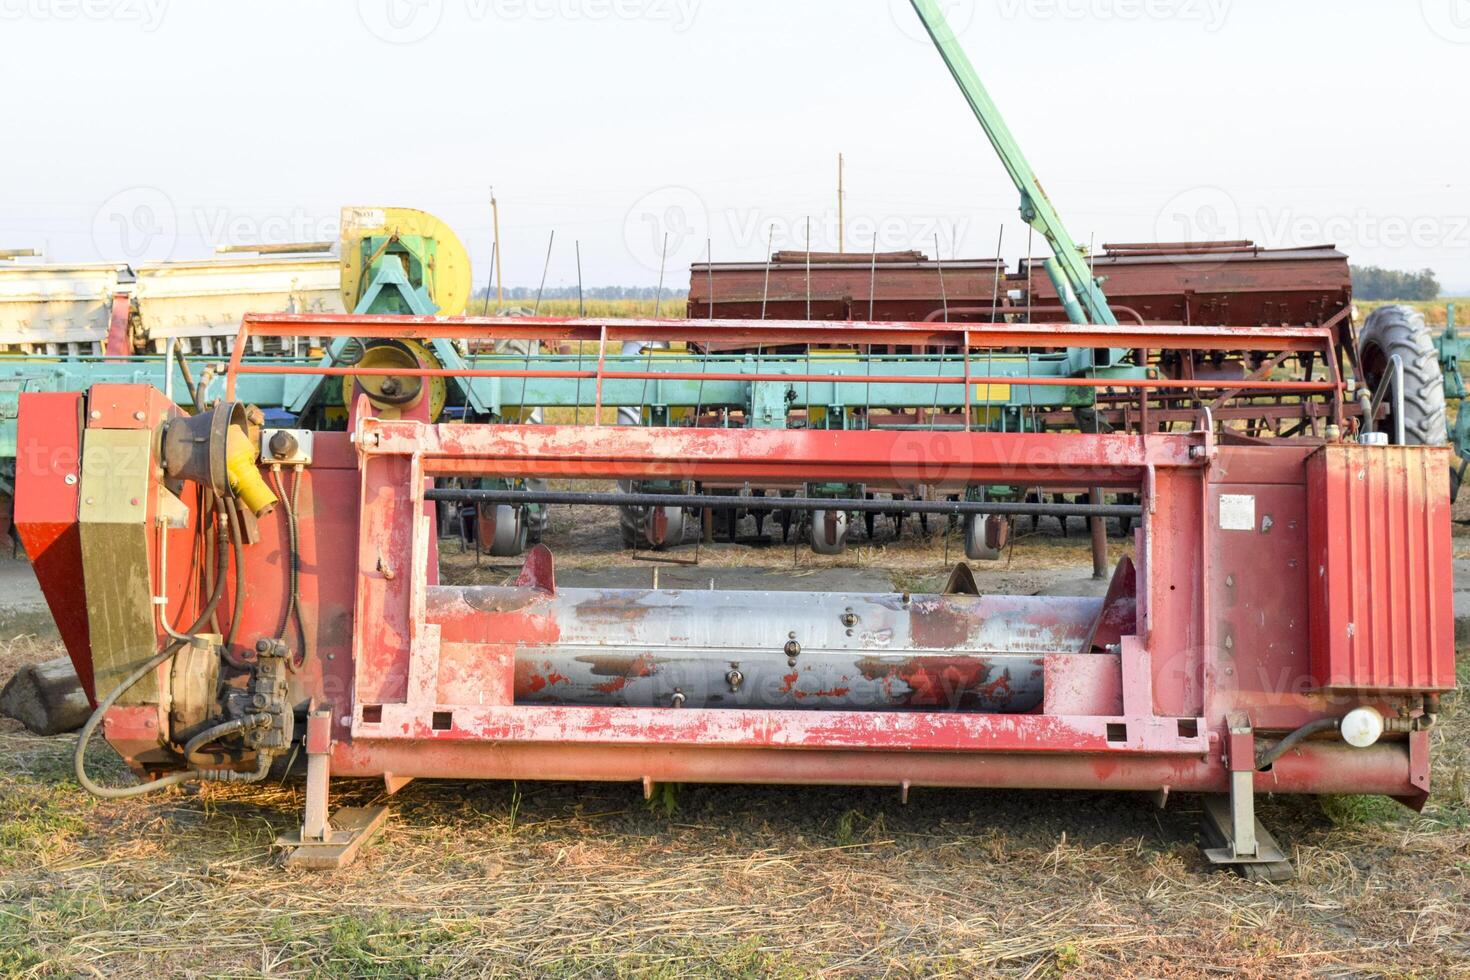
(909, 0, 1117, 327)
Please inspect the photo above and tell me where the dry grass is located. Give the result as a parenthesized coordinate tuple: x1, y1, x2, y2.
(1355, 298, 1469, 330)
(1, 543, 1467, 977)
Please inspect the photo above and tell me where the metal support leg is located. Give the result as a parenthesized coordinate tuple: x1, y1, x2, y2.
(1088, 486, 1108, 579)
(274, 708, 389, 870)
(1200, 716, 1293, 882)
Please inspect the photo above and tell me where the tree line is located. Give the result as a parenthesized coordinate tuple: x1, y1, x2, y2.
(475, 286, 689, 301)
(1351, 266, 1440, 301)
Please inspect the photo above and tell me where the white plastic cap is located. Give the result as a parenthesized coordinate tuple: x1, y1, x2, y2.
(1341, 707, 1385, 749)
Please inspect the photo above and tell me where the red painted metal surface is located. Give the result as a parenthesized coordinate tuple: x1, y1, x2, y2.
(28, 309, 1451, 806)
(227, 313, 1340, 369)
(1306, 445, 1457, 692)
(13, 392, 92, 698)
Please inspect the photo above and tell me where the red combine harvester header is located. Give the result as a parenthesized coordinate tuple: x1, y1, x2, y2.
(14, 313, 1455, 878)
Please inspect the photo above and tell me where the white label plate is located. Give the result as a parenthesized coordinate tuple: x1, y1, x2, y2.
(1219, 494, 1256, 532)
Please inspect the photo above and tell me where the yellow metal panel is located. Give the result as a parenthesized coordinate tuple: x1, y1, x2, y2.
(78, 428, 158, 703)
(339, 207, 472, 316)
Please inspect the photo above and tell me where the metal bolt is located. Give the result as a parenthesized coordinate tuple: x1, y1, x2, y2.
(784, 640, 801, 658)
(671, 691, 686, 708)
(133, 411, 145, 421)
(725, 668, 744, 692)
(89, 410, 101, 420)
(840, 608, 857, 628)
(64, 474, 76, 486)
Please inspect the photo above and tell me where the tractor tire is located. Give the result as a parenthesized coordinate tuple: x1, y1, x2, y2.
(1357, 305, 1447, 446)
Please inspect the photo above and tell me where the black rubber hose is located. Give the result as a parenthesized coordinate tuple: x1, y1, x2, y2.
(224, 499, 247, 656)
(268, 468, 305, 669)
(182, 713, 269, 767)
(1256, 717, 1341, 770)
(286, 469, 306, 668)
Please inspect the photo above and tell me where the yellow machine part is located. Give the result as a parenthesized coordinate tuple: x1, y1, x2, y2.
(338, 206, 473, 317)
(343, 340, 448, 421)
(226, 425, 278, 516)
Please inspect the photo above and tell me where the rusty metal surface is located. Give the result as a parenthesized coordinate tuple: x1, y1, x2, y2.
(427, 585, 1100, 712)
(688, 242, 1352, 331)
(28, 364, 1454, 806)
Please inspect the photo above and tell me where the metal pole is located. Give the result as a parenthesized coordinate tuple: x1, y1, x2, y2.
(491, 189, 504, 311)
(1089, 486, 1108, 579)
(425, 487, 1144, 521)
(837, 152, 846, 254)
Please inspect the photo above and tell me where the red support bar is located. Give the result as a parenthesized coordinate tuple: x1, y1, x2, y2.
(357, 422, 1202, 489)
(234, 312, 1337, 354)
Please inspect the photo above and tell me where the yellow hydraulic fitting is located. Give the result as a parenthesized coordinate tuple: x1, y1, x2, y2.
(226, 424, 278, 516)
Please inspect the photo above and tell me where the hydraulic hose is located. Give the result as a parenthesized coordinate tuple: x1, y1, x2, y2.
(72, 644, 200, 799)
(74, 503, 240, 799)
(1256, 717, 1341, 771)
(222, 498, 248, 664)
(269, 467, 306, 670)
(182, 713, 272, 783)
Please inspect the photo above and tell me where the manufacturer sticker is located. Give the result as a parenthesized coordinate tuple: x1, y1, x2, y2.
(1219, 494, 1256, 531)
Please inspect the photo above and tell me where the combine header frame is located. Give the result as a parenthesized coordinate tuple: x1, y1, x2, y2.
(17, 314, 1454, 879)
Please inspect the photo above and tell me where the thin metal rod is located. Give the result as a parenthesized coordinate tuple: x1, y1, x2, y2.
(532, 230, 555, 316)
(425, 488, 1142, 520)
(575, 240, 585, 318)
(758, 226, 775, 321)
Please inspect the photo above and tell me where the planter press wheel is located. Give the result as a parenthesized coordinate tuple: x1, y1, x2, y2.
(480, 504, 528, 558)
(619, 500, 687, 550)
(962, 513, 1008, 561)
(810, 509, 848, 556)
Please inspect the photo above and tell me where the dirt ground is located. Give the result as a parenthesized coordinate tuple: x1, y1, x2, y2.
(1, 515, 1468, 978)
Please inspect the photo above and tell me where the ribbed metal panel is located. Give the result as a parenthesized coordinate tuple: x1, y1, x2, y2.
(1307, 445, 1456, 692)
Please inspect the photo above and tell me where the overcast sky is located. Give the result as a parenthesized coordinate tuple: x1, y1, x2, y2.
(3, 0, 1468, 292)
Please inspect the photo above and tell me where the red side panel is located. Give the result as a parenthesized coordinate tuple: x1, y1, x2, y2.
(1307, 445, 1456, 693)
(14, 392, 93, 700)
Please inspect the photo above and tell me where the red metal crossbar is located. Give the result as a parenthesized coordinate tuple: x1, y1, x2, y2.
(229, 312, 1339, 354)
